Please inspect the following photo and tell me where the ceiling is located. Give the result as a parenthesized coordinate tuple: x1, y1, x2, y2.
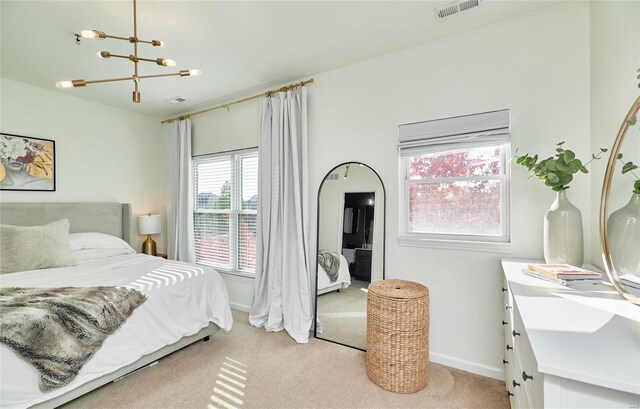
(1, 1, 555, 118)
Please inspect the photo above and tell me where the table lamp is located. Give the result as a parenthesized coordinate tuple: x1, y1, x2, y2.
(137, 214, 161, 256)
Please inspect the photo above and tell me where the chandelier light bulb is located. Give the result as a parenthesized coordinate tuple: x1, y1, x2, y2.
(56, 81, 74, 89)
(188, 69, 202, 76)
(151, 40, 164, 47)
(97, 51, 111, 59)
(81, 30, 98, 39)
(157, 58, 176, 67)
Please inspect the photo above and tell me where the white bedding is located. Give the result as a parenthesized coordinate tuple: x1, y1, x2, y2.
(0, 253, 233, 409)
(317, 254, 351, 291)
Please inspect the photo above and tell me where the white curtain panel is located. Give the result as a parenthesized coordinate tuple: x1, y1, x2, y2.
(249, 87, 313, 343)
(164, 118, 196, 263)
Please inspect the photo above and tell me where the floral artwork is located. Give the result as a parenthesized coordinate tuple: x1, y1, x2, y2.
(0, 133, 55, 191)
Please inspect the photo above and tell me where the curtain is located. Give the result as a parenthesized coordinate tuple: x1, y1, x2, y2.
(164, 118, 196, 263)
(249, 87, 312, 343)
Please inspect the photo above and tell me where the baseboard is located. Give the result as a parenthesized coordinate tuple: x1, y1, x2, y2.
(230, 302, 251, 313)
(429, 351, 505, 381)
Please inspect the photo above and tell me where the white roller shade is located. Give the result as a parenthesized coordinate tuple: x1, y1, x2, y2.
(399, 109, 510, 155)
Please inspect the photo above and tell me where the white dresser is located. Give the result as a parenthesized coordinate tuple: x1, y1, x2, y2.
(501, 259, 640, 408)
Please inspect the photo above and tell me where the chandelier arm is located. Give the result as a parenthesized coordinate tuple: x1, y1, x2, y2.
(85, 76, 134, 85)
(137, 72, 182, 80)
(103, 34, 131, 42)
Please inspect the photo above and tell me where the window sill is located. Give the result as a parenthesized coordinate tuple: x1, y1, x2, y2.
(398, 236, 512, 254)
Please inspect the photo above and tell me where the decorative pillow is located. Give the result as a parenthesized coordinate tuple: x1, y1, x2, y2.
(0, 219, 76, 274)
(69, 232, 135, 253)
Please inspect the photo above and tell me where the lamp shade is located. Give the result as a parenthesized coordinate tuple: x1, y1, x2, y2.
(137, 214, 161, 235)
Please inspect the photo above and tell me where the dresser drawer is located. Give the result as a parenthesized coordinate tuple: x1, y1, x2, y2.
(513, 306, 543, 408)
(509, 347, 531, 409)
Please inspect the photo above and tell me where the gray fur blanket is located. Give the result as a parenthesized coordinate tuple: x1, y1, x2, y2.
(318, 251, 341, 282)
(0, 286, 146, 391)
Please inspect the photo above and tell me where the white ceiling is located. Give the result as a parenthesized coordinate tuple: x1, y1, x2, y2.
(1, 1, 555, 118)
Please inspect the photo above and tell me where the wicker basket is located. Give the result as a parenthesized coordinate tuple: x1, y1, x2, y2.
(366, 279, 429, 393)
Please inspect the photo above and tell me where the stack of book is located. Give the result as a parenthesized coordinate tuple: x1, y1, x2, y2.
(523, 264, 602, 287)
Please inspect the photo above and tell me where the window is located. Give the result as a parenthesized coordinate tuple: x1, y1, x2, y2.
(193, 149, 258, 274)
(398, 110, 510, 250)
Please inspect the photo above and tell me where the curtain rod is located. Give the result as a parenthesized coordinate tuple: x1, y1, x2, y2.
(160, 78, 314, 124)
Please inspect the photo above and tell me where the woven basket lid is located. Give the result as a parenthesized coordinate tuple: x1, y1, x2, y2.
(368, 279, 428, 299)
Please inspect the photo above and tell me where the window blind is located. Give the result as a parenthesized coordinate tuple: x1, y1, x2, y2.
(193, 150, 258, 274)
(398, 109, 510, 156)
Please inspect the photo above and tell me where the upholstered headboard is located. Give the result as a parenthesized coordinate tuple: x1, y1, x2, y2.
(0, 202, 132, 244)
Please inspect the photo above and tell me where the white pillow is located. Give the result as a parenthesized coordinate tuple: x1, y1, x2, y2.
(72, 248, 135, 264)
(69, 232, 136, 253)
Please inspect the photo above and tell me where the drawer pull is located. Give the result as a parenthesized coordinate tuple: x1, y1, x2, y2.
(503, 359, 509, 365)
(506, 344, 513, 351)
(512, 380, 521, 388)
(512, 330, 521, 337)
(506, 390, 514, 397)
(502, 320, 507, 326)
(505, 305, 512, 310)
(522, 371, 534, 381)
(502, 287, 508, 293)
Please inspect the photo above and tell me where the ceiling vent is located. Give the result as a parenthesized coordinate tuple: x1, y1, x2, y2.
(167, 96, 187, 104)
(434, 0, 481, 19)
(326, 173, 339, 181)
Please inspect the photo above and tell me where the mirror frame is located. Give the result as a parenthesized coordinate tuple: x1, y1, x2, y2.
(313, 161, 386, 350)
(599, 95, 640, 305)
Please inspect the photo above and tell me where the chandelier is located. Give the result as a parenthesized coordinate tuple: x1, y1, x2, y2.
(56, 0, 201, 103)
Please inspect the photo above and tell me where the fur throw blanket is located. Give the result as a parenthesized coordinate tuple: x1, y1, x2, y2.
(318, 251, 341, 282)
(0, 286, 146, 391)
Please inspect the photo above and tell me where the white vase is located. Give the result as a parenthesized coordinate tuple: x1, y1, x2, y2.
(607, 193, 640, 276)
(543, 190, 584, 266)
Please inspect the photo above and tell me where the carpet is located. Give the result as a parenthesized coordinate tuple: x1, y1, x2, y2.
(63, 310, 509, 409)
(316, 286, 367, 350)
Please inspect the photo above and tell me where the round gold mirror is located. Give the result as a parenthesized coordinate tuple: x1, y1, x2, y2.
(599, 95, 640, 305)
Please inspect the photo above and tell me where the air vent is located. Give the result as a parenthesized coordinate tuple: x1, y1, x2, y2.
(167, 96, 187, 104)
(435, 0, 481, 19)
(326, 173, 339, 181)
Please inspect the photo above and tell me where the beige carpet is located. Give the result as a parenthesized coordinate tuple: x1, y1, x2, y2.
(63, 310, 508, 409)
(316, 286, 368, 350)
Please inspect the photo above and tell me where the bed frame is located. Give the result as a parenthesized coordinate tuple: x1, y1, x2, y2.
(0, 202, 219, 408)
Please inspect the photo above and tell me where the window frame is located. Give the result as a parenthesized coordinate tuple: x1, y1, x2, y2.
(192, 148, 258, 277)
(398, 142, 511, 253)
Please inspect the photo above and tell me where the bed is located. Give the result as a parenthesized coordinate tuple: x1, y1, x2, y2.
(317, 254, 351, 295)
(0, 202, 233, 409)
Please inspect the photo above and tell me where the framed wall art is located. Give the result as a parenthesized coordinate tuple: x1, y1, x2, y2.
(0, 133, 56, 191)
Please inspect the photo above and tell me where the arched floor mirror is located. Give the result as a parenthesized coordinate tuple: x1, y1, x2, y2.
(314, 162, 385, 351)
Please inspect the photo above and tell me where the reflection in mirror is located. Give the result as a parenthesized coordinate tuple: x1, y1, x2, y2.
(315, 162, 385, 351)
(606, 124, 640, 279)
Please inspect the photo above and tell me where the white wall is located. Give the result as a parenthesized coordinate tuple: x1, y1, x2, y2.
(0, 78, 166, 252)
(308, 2, 590, 379)
(589, 1, 640, 269)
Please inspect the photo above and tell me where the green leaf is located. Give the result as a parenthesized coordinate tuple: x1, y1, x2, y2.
(634, 180, 640, 195)
(563, 150, 576, 162)
(579, 166, 589, 174)
(545, 159, 558, 171)
(546, 173, 560, 184)
(569, 159, 582, 172)
(626, 115, 637, 126)
(516, 156, 527, 165)
(617, 153, 624, 160)
(622, 162, 639, 174)
(600, 148, 608, 153)
(557, 141, 565, 146)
